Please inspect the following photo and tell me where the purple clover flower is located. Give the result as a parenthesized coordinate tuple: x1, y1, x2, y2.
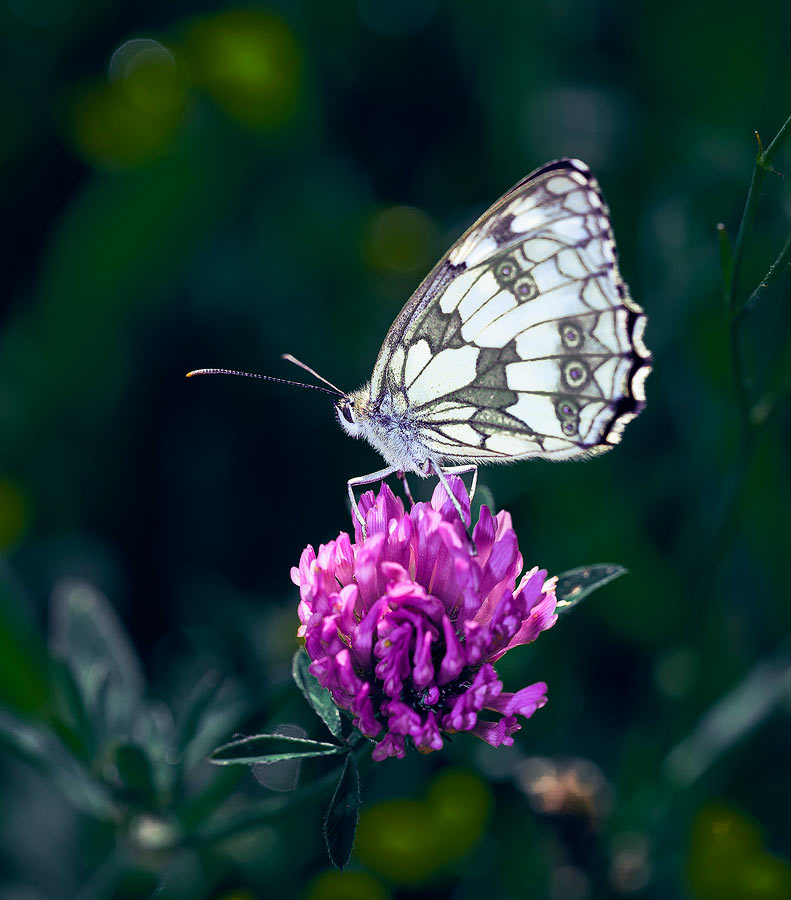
(292, 477, 558, 761)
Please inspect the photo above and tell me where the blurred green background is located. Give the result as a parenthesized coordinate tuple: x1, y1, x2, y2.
(0, 1, 789, 898)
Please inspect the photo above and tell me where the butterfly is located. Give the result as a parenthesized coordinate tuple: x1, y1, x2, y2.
(190, 159, 651, 536)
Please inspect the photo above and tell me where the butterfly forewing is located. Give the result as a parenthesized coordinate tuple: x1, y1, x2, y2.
(369, 158, 650, 463)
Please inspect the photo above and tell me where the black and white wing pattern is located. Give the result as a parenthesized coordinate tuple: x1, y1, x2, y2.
(368, 158, 651, 462)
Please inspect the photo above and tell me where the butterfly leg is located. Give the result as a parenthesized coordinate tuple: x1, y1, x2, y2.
(347, 466, 399, 539)
(397, 470, 416, 507)
(438, 464, 478, 507)
(426, 461, 479, 556)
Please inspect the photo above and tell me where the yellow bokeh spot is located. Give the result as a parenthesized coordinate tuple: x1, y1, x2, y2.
(688, 803, 791, 900)
(0, 478, 31, 551)
(365, 205, 439, 276)
(427, 768, 492, 857)
(303, 870, 390, 900)
(67, 81, 182, 169)
(355, 769, 491, 884)
(183, 10, 302, 129)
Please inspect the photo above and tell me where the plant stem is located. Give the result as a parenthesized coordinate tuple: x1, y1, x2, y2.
(724, 114, 791, 426)
(734, 229, 791, 323)
(700, 114, 791, 577)
(726, 112, 791, 312)
(761, 111, 791, 166)
(717, 223, 734, 307)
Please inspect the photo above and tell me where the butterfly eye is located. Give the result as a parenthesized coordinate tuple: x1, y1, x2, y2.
(340, 403, 355, 424)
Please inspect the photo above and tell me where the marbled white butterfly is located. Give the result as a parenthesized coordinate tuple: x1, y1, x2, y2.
(190, 159, 651, 535)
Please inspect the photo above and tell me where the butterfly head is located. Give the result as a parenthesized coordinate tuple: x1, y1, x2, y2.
(335, 389, 369, 439)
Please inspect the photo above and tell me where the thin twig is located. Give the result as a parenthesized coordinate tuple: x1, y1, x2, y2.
(717, 223, 733, 310)
(700, 114, 791, 575)
(734, 229, 791, 323)
(761, 111, 791, 167)
(726, 112, 791, 311)
(724, 115, 791, 426)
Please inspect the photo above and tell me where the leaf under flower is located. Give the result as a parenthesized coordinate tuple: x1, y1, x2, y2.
(210, 733, 345, 765)
(554, 564, 627, 614)
(324, 752, 360, 870)
(292, 648, 343, 740)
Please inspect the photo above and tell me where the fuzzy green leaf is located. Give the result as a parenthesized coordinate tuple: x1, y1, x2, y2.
(292, 649, 343, 740)
(324, 753, 360, 870)
(210, 733, 344, 766)
(49, 579, 144, 744)
(174, 669, 223, 757)
(555, 564, 627, 613)
(111, 742, 158, 806)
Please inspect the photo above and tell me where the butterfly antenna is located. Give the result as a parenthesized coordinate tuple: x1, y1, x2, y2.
(281, 354, 345, 396)
(186, 368, 340, 397)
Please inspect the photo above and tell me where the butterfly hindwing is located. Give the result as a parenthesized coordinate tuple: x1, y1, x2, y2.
(370, 158, 650, 463)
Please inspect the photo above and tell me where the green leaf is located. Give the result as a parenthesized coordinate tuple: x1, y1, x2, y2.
(555, 564, 627, 613)
(49, 579, 144, 744)
(174, 669, 223, 758)
(0, 709, 115, 817)
(324, 753, 361, 871)
(111, 742, 158, 806)
(48, 658, 94, 761)
(210, 732, 345, 766)
(252, 725, 307, 792)
(292, 649, 343, 740)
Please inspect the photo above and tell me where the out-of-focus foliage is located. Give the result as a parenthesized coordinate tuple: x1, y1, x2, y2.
(0, 0, 789, 898)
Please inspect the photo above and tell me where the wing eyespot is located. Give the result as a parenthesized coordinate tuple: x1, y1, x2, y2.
(560, 320, 584, 349)
(563, 360, 589, 390)
(495, 257, 519, 286)
(513, 273, 538, 301)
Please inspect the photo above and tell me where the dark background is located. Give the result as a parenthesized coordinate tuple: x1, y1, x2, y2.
(0, 1, 789, 898)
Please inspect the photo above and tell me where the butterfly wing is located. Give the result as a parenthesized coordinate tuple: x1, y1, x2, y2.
(369, 158, 651, 462)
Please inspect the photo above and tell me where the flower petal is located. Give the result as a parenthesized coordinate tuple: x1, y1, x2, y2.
(471, 715, 520, 747)
(486, 681, 548, 718)
(430, 477, 471, 528)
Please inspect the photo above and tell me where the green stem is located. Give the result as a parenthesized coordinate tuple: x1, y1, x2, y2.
(729, 311, 751, 427)
(728, 149, 766, 312)
(761, 111, 791, 166)
(717, 223, 734, 308)
(725, 114, 791, 426)
(727, 112, 791, 312)
(733, 229, 791, 323)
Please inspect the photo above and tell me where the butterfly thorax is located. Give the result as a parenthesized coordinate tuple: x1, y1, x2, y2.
(336, 384, 430, 475)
